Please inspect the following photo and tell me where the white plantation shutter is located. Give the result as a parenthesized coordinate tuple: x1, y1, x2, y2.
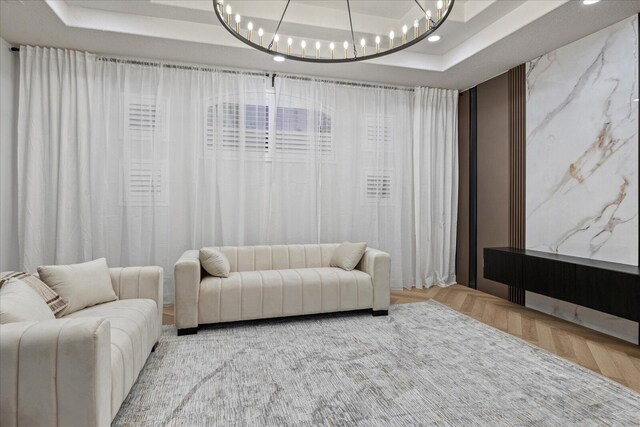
(364, 172, 393, 204)
(122, 160, 168, 206)
(126, 96, 168, 140)
(205, 102, 269, 156)
(365, 114, 393, 150)
(275, 107, 332, 158)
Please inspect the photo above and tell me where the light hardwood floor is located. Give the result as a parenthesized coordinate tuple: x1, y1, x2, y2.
(163, 284, 640, 393)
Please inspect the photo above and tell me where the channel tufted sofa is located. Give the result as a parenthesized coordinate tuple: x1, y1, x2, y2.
(174, 244, 391, 335)
(0, 266, 163, 427)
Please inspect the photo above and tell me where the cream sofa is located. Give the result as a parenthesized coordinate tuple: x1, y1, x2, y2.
(174, 244, 390, 335)
(0, 266, 163, 427)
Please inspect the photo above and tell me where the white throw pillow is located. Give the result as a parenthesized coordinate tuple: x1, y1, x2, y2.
(0, 279, 55, 324)
(330, 242, 367, 271)
(200, 248, 230, 278)
(37, 258, 117, 315)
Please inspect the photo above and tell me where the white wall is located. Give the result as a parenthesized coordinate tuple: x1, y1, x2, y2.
(0, 37, 19, 272)
(526, 16, 639, 343)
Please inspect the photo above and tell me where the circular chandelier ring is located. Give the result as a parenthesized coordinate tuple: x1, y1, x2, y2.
(213, 0, 455, 64)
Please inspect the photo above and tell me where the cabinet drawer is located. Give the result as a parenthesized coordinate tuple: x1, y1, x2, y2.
(575, 266, 639, 321)
(483, 249, 523, 287)
(523, 256, 575, 301)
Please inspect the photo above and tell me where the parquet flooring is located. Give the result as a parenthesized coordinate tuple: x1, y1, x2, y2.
(163, 284, 640, 393)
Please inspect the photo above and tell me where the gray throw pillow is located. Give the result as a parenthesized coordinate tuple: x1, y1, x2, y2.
(200, 248, 231, 278)
(330, 242, 367, 271)
(37, 258, 118, 316)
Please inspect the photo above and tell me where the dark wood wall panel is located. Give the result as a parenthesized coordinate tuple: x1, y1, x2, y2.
(508, 65, 526, 305)
(456, 92, 470, 286)
(476, 73, 510, 299)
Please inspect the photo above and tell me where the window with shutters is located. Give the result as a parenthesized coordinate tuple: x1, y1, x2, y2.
(204, 97, 333, 161)
(204, 102, 269, 157)
(121, 160, 168, 206)
(274, 106, 333, 160)
(363, 114, 393, 151)
(362, 171, 393, 205)
(126, 96, 168, 141)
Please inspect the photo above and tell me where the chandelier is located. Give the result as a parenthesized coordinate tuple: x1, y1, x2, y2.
(213, 0, 454, 63)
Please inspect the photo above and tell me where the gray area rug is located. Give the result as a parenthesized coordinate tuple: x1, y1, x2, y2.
(114, 301, 640, 426)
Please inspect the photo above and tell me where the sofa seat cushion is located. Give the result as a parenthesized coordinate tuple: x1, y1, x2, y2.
(198, 267, 374, 324)
(66, 299, 160, 418)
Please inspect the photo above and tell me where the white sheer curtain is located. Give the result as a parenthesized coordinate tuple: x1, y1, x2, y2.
(274, 76, 415, 287)
(413, 87, 459, 287)
(17, 47, 95, 270)
(16, 46, 459, 301)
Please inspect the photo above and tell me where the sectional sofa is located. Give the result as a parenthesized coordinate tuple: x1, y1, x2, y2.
(174, 243, 391, 335)
(0, 266, 163, 426)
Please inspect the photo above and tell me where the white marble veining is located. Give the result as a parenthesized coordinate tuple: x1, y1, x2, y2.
(526, 16, 639, 344)
(527, 15, 638, 264)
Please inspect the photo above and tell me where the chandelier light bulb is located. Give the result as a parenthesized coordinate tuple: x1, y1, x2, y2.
(287, 37, 293, 55)
(301, 40, 306, 57)
(235, 14, 241, 23)
(426, 9, 432, 30)
(315, 41, 321, 58)
(414, 19, 419, 39)
(375, 35, 381, 53)
(258, 28, 264, 46)
(315, 41, 321, 49)
(273, 34, 279, 51)
(437, 0, 443, 19)
(402, 25, 408, 34)
(330, 42, 335, 59)
(360, 38, 366, 55)
(235, 14, 241, 32)
(247, 21, 253, 40)
(343, 41, 349, 58)
(402, 25, 408, 43)
(389, 31, 394, 49)
(225, 4, 232, 25)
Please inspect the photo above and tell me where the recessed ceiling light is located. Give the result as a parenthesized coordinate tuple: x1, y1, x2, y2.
(583, 0, 600, 5)
(428, 35, 441, 42)
(273, 55, 285, 62)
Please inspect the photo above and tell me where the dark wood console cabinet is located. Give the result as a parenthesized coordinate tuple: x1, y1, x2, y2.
(484, 247, 639, 342)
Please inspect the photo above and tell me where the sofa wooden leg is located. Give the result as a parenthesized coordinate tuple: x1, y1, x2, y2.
(372, 310, 388, 317)
(177, 327, 198, 336)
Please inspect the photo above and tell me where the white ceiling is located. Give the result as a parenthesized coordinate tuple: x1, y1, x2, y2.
(1, 0, 638, 89)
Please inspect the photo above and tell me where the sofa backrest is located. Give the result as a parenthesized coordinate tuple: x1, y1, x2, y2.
(204, 244, 340, 273)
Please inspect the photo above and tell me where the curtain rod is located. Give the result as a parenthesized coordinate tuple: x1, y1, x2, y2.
(273, 73, 414, 92)
(11, 46, 416, 92)
(96, 56, 268, 77)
